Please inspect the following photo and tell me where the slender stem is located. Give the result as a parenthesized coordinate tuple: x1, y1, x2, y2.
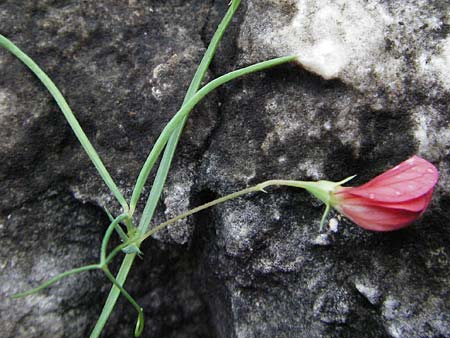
(320, 203, 331, 231)
(12, 264, 100, 298)
(93, 4, 296, 337)
(128, 0, 242, 217)
(104, 207, 128, 241)
(103, 240, 133, 266)
(91, 2, 243, 335)
(101, 214, 129, 263)
(91, 54, 296, 338)
(11, 214, 131, 301)
(114, 222, 129, 243)
(0, 35, 129, 212)
(101, 267, 144, 337)
(139, 179, 316, 243)
(100, 181, 315, 328)
(129, 55, 297, 218)
(90, 253, 137, 338)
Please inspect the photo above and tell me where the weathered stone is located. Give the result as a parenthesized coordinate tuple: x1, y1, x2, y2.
(0, 0, 449, 337)
(1, 0, 215, 337)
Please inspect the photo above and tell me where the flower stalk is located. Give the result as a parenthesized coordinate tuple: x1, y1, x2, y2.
(138, 156, 438, 243)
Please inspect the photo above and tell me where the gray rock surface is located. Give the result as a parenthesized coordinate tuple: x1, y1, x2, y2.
(1, 0, 449, 337)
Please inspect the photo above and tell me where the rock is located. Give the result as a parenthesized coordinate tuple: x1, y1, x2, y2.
(0, 192, 106, 338)
(200, 0, 450, 337)
(313, 287, 351, 324)
(0, 0, 449, 338)
(0, 0, 215, 337)
(354, 280, 382, 306)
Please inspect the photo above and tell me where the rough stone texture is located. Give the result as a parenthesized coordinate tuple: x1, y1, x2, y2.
(0, 1, 216, 337)
(0, 0, 449, 338)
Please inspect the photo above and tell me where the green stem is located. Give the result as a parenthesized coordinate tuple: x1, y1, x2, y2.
(139, 179, 316, 243)
(103, 240, 134, 266)
(91, 53, 296, 338)
(320, 203, 331, 231)
(91, 51, 295, 333)
(128, 0, 242, 218)
(138, 176, 358, 243)
(92, 3, 296, 337)
(101, 214, 129, 263)
(12, 264, 100, 299)
(129, 55, 297, 217)
(107, 206, 135, 234)
(102, 267, 144, 337)
(91, 2, 243, 334)
(90, 253, 137, 338)
(100, 180, 317, 330)
(0, 35, 128, 212)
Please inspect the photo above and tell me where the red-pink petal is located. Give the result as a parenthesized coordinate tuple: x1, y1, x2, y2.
(339, 156, 438, 203)
(338, 204, 420, 231)
(338, 190, 434, 212)
(331, 156, 439, 231)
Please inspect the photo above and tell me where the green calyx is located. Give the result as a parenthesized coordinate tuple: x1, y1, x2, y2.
(304, 180, 341, 206)
(297, 175, 356, 230)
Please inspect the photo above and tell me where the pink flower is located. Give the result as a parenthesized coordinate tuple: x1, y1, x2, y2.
(331, 156, 439, 231)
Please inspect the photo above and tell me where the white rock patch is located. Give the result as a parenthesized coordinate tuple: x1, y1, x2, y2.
(296, 39, 348, 80)
(423, 36, 450, 90)
(413, 106, 450, 160)
(277, 0, 391, 81)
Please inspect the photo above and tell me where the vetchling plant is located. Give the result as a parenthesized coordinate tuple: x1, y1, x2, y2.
(0, 1, 438, 337)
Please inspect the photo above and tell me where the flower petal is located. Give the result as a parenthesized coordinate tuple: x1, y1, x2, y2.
(342, 156, 438, 203)
(338, 190, 434, 212)
(339, 204, 420, 231)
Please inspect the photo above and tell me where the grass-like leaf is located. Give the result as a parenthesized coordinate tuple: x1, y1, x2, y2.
(0, 34, 129, 212)
(12, 264, 100, 299)
(129, 0, 243, 215)
(91, 2, 243, 336)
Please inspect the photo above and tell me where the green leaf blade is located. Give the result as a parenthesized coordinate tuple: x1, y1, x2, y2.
(0, 34, 129, 212)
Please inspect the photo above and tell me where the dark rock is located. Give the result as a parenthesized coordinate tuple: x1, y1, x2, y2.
(0, 0, 449, 338)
